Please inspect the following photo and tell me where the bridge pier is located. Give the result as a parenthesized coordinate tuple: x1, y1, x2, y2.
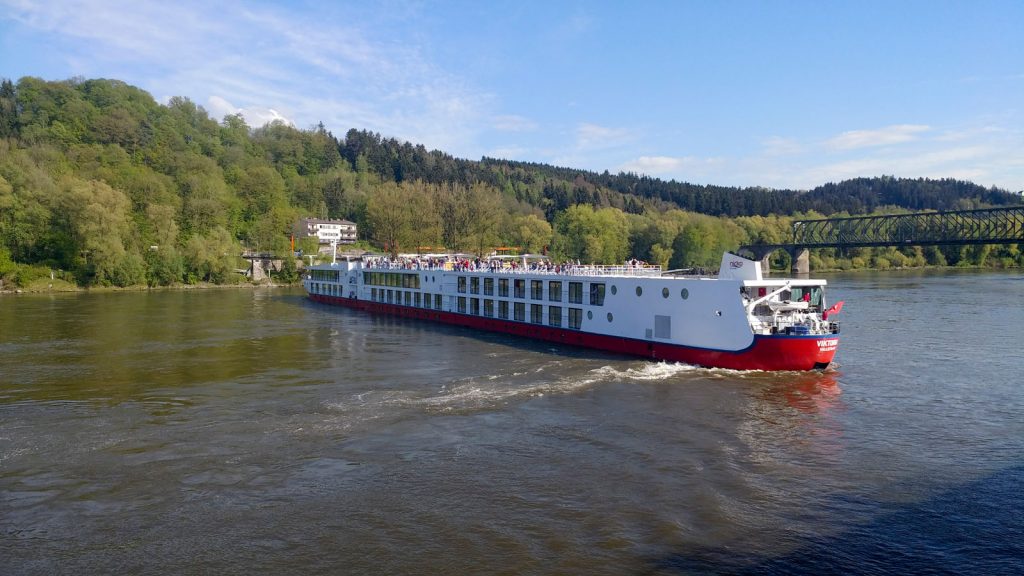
(736, 246, 777, 276)
(737, 245, 808, 276)
(789, 247, 809, 276)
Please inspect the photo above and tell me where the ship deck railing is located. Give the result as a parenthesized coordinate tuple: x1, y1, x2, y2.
(361, 260, 664, 277)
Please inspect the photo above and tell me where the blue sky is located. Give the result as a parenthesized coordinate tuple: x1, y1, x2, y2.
(1, 0, 1022, 191)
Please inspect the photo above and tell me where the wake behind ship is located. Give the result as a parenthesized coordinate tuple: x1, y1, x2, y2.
(303, 252, 842, 371)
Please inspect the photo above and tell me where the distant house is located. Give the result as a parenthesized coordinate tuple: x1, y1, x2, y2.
(296, 218, 358, 252)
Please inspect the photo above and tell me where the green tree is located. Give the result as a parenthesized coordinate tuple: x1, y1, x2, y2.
(508, 213, 552, 254)
(464, 183, 503, 256)
(182, 228, 242, 283)
(59, 178, 145, 286)
(552, 205, 630, 263)
(366, 182, 414, 254)
(0, 78, 18, 138)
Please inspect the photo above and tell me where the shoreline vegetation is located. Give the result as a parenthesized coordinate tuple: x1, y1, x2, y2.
(0, 277, 295, 295)
(2, 258, 1016, 296)
(2, 77, 1022, 292)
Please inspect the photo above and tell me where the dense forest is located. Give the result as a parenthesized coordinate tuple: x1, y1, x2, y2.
(1, 77, 1021, 289)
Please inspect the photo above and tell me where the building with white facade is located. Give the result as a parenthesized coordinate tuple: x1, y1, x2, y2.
(297, 218, 358, 252)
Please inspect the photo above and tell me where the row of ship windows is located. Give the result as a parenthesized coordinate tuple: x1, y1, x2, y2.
(370, 288, 586, 329)
(456, 277, 694, 302)
(314, 277, 694, 304)
(371, 289, 444, 310)
(364, 272, 420, 289)
(310, 282, 347, 296)
(310, 270, 341, 282)
(457, 277, 607, 306)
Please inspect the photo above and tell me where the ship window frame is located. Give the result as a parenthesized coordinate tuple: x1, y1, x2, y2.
(498, 278, 509, 297)
(548, 281, 562, 302)
(589, 283, 606, 306)
(514, 279, 526, 299)
(457, 296, 467, 313)
(548, 305, 562, 327)
(483, 299, 494, 318)
(483, 277, 494, 296)
(498, 300, 509, 320)
(470, 277, 480, 294)
(530, 303, 544, 324)
(457, 276, 467, 294)
(514, 302, 526, 322)
(530, 280, 543, 300)
(568, 308, 582, 329)
(568, 282, 583, 304)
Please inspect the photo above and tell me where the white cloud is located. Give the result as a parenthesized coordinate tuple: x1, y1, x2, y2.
(1, 0, 494, 155)
(620, 156, 685, 174)
(617, 156, 725, 180)
(609, 119, 1023, 192)
(205, 96, 237, 120)
(825, 124, 931, 150)
(576, 123, 631, 149)
(493, 115, 538, 132)
(762, 136, 803, 157)
(798, 144, 1017, 189)
(486, 146, 531, 160)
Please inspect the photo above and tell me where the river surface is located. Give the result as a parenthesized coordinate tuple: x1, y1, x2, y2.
(2, 271, 1022, 575)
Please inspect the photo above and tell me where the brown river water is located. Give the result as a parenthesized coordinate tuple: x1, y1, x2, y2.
(2, 270, 1022, 575)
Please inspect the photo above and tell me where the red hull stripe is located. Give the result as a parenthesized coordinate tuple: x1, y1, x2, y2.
(309, 294, 838, 371)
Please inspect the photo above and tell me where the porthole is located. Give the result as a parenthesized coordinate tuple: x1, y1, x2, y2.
(607, 312, 614, 322)
(681, 288, 689, 300)
(611, 285, 617, 295)
(662, 287, 669, 298)
(635, 286, 643, 297)
(587, 310, 593, 320)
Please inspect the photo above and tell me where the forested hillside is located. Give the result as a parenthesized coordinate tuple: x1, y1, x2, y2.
(1, 77, 1021, 289)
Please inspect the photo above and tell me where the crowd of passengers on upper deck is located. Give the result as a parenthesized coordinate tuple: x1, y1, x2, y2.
(361, 256, 660, 276)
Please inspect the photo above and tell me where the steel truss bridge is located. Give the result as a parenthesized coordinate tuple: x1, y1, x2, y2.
(740, 206, 1024, 274)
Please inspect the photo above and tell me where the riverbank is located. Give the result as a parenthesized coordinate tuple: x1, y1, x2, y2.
(0, 278, 301, 295)
(4, 262, 1019, 294)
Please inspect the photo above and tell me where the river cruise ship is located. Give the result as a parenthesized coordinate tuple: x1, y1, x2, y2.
(303, 252, 841, 371)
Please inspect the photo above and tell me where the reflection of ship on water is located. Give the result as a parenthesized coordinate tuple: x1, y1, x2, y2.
(765, 372, 842, 415)
(737, 372, 846, 467)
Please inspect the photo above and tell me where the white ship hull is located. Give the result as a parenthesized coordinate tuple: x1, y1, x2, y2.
(303, 253, 841, 371)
